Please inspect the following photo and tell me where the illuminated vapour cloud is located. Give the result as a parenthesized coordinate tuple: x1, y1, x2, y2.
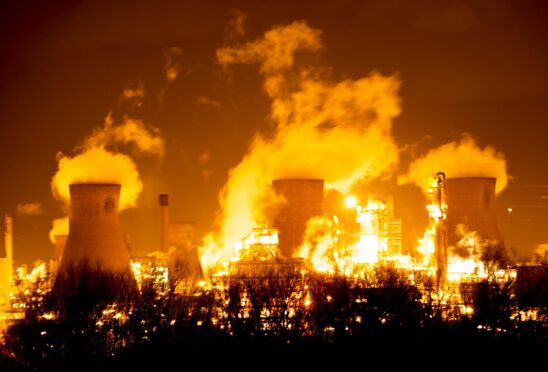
(201, 21, 402, 269)
(399, 134, 508, 194)
(49, 115, 164, 242)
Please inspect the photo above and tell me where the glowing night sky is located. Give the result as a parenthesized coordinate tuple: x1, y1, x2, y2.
(1, 0, 547, 266)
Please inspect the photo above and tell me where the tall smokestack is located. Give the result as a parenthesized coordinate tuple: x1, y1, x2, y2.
(0, 215, 13, 305)
(4, 214, 13, 284)
(273, 179, 324, 257)
(53, 184, 136, 299)
(432, 173, 448, 287)
(445, 177, 502, 247)
(159, 193, 169, 253)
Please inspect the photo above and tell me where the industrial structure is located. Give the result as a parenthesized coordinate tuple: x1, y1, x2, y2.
(432, 172, 448, 284)
(157, 194, 202, 288)
(159, 193, 170, 253)
(354, 196, 402, 263)
(168, 221, 203, 286)
(236, 227, 279, 261)
(53, 184, 136, 298)
(445, 177, 502, 247)
(273, 179, 324, 258)
(0, 215, 13, 306)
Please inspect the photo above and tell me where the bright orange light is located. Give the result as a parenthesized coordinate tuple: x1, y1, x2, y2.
(344, 195, 358, 209)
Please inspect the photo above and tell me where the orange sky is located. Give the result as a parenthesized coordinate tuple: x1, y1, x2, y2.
(1, 0, 547, 266)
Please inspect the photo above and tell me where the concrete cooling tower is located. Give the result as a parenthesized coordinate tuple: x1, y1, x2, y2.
(273, 179, 324, 257)
(53, 184, 136, 298)
(445, 177, 502, 248)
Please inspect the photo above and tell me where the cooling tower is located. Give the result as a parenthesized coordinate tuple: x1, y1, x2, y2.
(54, 184, 136, 298)
(445, 177, 502, 248)
(273, 179, 324, 257)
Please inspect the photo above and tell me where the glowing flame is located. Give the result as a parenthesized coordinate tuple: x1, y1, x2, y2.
(299, 198, 410, 276)
(234, 228, 279, 261)
(417, 226, 436, 266)
(16, 261, 47, 284)
(446, 229, 487, 281)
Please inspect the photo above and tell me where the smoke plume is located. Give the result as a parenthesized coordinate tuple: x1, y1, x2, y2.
(50, 115, 164, 239)
(202, 21, 401, 269)
(49, 217, 68, 244)
(225, 9, 247, 41)
(399, 135, 508, 193)
(122, 81, 145, 107)
(16, 202, 43, 216)
(163, 47, 182, 83)
(51, 147, 143, 209)
(80, 114, 164, 158)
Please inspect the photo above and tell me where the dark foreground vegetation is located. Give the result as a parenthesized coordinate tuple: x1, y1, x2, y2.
(1, 265, 547, 370)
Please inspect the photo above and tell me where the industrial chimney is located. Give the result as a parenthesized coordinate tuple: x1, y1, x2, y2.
(53, 184, 136, 299)
(3, 215, 13, 284)
(273, 179, 324, 257)
(159, 193, 169, 253)
(445, 177, 502, 247)
(0, 214, 13, 306)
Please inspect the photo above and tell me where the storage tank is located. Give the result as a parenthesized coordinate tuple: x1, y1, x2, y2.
(445, 177, 502, 247)
(53, 184, 136, 298)
(272, 179, 324, 257)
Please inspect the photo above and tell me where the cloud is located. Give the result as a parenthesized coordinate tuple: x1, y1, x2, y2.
(226, 9, 246, 41)
(163, 47, 183, 83)
(51, 147, 143, 210)
(398, 134, 508, 194)
(196, 95, 221, 108)
(49, 217, 68, 244)
(198, 150, 213, 179)
(16, 202, 43, 216)
(50, 112, 164, 241)
(121, 80, 145, 107)
(80, 113, 165, 158)
(217, 21, 322, 97)
(202, 21, 401, 269)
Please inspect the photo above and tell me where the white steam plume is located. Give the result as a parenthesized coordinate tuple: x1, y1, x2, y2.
(201, 21, 402, 269)
(399, 134, 508, 194)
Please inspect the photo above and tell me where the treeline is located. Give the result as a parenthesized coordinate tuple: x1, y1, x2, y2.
(1, 265, 547, 370)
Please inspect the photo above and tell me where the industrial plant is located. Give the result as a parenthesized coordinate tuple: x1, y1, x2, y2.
(1, 4, 547, 368)
(1, 175, 546, 330)
(0, 172, 545, 369)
